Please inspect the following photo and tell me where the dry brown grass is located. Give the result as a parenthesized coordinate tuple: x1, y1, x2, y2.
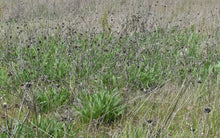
(0, 0, 219, 33)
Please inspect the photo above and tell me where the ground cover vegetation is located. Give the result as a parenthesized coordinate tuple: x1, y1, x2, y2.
(0, 0, 219, 137)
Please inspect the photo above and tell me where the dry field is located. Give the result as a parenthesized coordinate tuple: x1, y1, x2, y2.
(0, 0, 219, 137)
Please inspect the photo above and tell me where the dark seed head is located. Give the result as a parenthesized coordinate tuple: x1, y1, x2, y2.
(3, 102, 7, 108)
(20, 84, 25, 89)
(25, 82, 32, 88)
(1, 115, 6, 119)
(188, 69, 192, 73)
(62, 117, 67, 121)
(56, 84, 60, 88)
(190, 127, 195, 132)
(15, 104, 19, 108)
(204, 108, 211, 113)
(147, 119, 153, 124)
(7, 72, 13, 76)
(103, 49, 109, 52)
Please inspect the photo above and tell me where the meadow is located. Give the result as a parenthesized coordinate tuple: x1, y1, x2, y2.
(0, 0, 219, 137)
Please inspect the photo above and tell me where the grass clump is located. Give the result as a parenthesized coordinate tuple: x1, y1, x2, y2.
(36, 87, 70, 113)
(74, 89, 126, 123)
(0, 115, 78, 137)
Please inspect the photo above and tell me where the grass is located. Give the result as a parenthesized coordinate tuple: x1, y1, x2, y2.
(0, 0, 219, 137)
(74, 89, 125, 123)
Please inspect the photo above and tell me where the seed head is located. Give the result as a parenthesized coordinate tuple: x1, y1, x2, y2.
(190, 127, 195, 132)
(204, 107, 211, 113)
(15, 103, 19, 108)
(3, 102, 7, 108)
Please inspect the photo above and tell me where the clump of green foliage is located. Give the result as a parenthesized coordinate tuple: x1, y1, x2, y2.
(36, 87, 70, 113)
(0, 115, 78, 137)
(74, 89, 126, 123)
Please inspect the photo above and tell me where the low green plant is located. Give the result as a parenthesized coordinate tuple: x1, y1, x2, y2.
(74, 89, 126, 123)
(9, 116, 78, 137)
(36, 87, 70, 113)
(28, 115, 78, 137)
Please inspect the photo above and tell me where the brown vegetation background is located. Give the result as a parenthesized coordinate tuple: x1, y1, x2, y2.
(0, 0, 219, 33)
